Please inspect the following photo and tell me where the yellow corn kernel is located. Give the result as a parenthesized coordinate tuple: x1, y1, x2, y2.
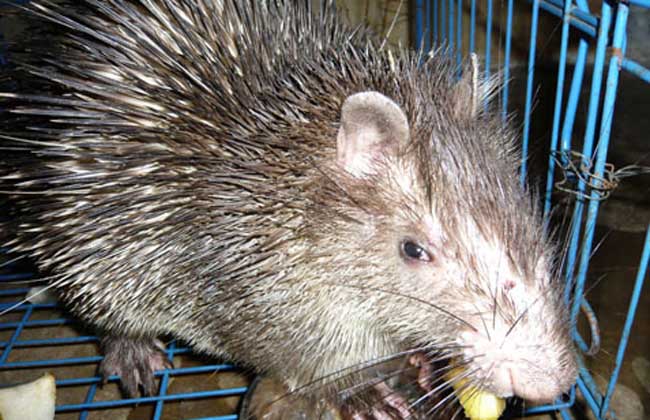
(446, 368, 506, 420)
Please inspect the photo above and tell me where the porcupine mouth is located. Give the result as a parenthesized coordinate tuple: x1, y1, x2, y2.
(456, 330, 575, 404)
(387, 346, 546, 417)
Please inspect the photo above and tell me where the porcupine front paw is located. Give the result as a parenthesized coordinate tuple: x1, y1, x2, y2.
(343, 353, 435, 419)
(342, 381, 413, 420)
(98, 336, 173, 397)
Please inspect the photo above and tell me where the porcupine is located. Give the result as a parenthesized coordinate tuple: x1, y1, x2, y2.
(0, 0, 578, 417)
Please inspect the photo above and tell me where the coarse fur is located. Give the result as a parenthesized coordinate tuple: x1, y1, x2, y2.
(1, 0, 577, 416)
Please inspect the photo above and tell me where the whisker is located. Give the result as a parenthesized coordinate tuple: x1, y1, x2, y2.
(442, 363, 492, 418)
(566, 228, 611, 311)
(589, 229, 611, 261)
(338, 365, 413, 400)
(450, 363, 495, 419)
(409, 356, 482, 412)
(581, 272, 608, 299)
(338, 349, 467, 401)
(270, 343, 464, 409)
(446, 381, 480, 419)
(502, 293, 543, 343)
(492, 288, 498, 333)
(324, 281, 478, 332)
(338, 352, 483, 418)
(473, 302, 491, 342)
(421, 367, 481, 418)
(493, 245, 505, 332)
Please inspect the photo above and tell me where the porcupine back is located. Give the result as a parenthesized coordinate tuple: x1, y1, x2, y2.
(1, 0, 384, 297)
(0, 0, 510, 313)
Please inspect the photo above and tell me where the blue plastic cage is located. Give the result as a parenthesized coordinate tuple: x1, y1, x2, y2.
(414, 0, 650, 418)
(1, 0, 649, 419)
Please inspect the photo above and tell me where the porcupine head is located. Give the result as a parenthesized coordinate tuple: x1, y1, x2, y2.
(0, 0, 578, 414)
(274, 68, 578, 410)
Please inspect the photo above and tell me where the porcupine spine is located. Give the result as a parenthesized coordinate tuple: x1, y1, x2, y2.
(0, 0, 438, 334)
(0, 2, 545, 394)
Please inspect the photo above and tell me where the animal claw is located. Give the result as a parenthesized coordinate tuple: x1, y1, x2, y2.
(98, 336, 173, 397)
(408, 353, 434, 392)
(342, 380, 413, 419)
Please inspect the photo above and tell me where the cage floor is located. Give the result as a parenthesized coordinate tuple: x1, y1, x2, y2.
(0, 287, 248, 420)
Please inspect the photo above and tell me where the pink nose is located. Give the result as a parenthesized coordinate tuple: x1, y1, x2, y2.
(489, 364, 566, 403)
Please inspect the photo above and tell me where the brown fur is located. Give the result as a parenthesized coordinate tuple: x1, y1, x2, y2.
(1, 0, 576, 414)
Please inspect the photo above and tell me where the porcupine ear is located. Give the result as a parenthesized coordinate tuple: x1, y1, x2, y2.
(336, 91, 410, 177)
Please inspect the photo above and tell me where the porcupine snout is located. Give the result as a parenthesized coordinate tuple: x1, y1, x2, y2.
(455, 279, 578, 403)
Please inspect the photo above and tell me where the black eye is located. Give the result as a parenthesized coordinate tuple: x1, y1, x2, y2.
(401, 240, 432, 262)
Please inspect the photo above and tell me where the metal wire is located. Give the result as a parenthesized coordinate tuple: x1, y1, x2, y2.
(0, 286, 246, 419)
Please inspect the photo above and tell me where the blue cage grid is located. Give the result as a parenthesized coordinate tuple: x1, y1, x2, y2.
(1, 0, 649, 419)
(0, 287, 247, 419)
(414, 0, 650, 418)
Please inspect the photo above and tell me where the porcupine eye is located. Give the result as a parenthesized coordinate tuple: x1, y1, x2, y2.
(400, 240, 432, 263)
